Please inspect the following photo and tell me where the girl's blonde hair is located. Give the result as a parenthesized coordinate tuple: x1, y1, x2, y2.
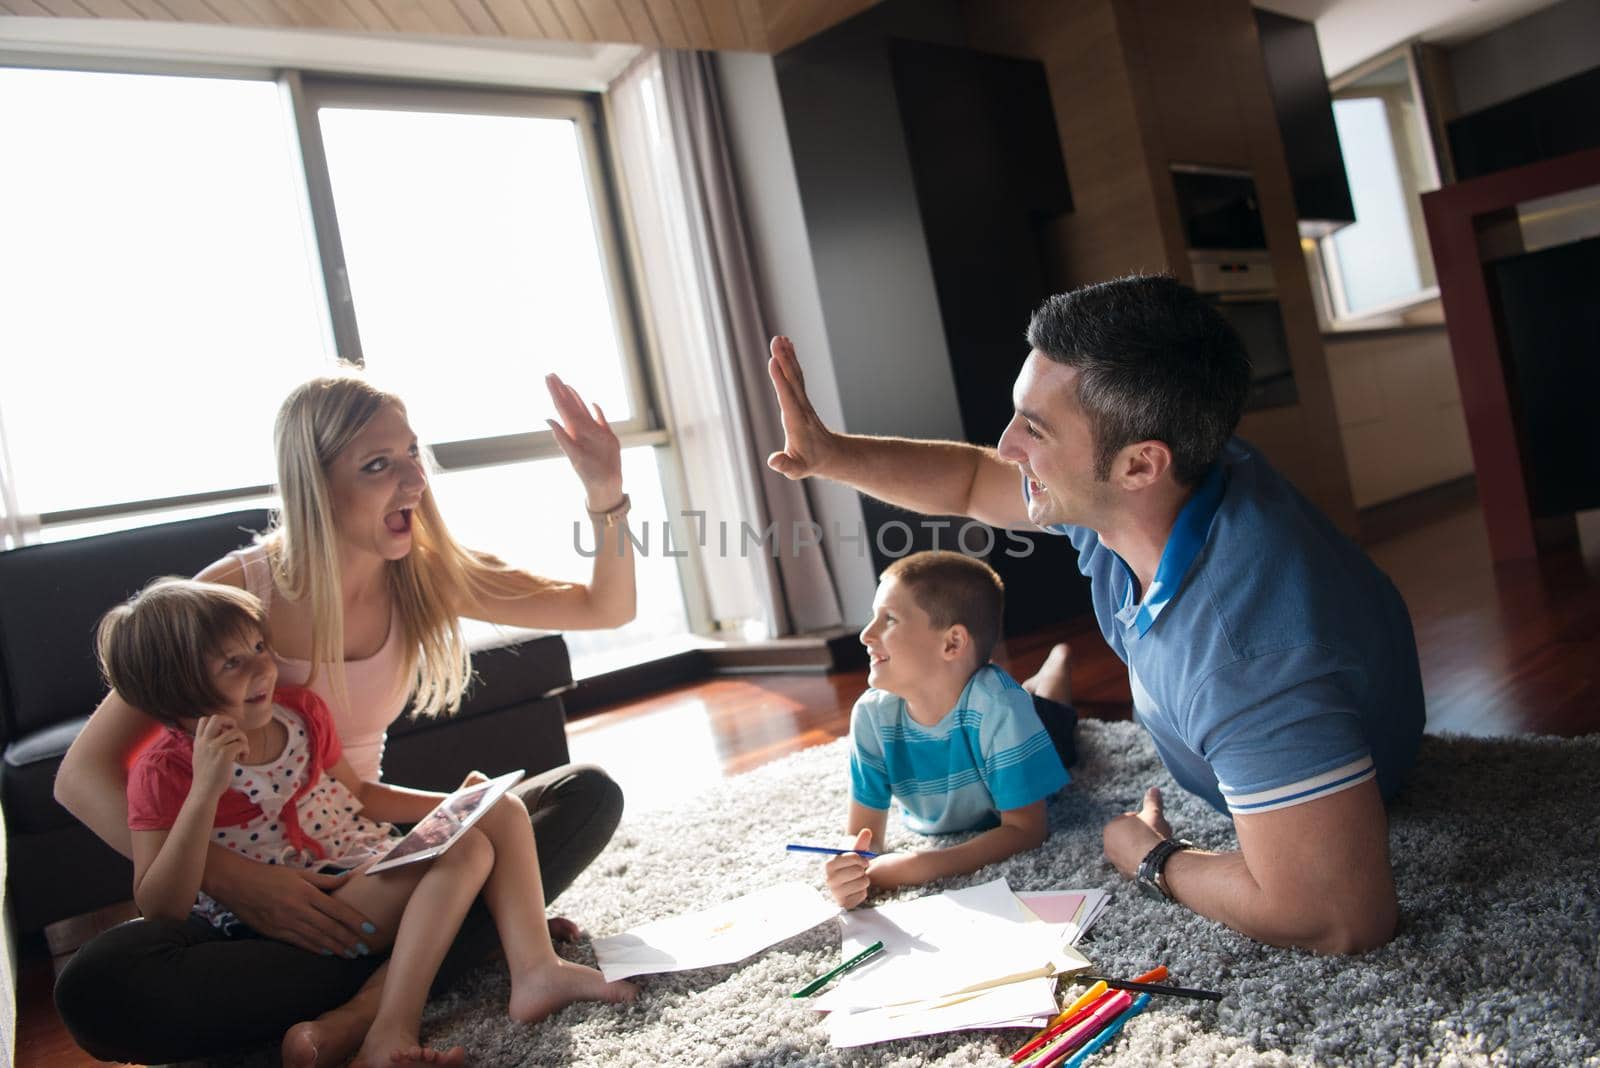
(266, 368, 554, 719)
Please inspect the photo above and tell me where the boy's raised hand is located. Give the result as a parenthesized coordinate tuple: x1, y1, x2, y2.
(824, 828, 876, 909)
(192, 714, 248, 801)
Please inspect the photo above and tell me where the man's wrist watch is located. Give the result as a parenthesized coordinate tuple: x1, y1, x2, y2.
(1135, 837, 1196, 902)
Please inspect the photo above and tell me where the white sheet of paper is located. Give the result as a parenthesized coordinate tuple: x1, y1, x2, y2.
(812, 879, 1089, 1012)
(592, 882, 838, 981)
(826, 977, 1060, 1047)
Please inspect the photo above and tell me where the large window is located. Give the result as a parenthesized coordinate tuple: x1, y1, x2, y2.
(0, 68, 335, 518)
(1318, 48, 1442, 320)
(0, 65, 691, 672)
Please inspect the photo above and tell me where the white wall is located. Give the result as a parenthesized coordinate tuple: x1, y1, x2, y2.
(714, 50, 879, 624)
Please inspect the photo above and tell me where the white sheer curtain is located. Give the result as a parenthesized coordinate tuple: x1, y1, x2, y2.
(0, 409, 35, 551)
(609, 51, 842, 637)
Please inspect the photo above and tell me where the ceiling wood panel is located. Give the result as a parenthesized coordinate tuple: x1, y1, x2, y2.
(0, 0, 65, 15)
(69, 0, 147, 18)
(474, 0, 536, 36)
(733, 0, 765, 50)
(448, 0, 502, 36)
(694, 0, 746, 50)
(548, 0, 601, 41)
(580, 0, 635, 43)
(368, 0, 437, 33)
(148, 0, 202, 20)
(201, 0, 274, 25)
(31, 0, 96, 17)
(1, 0, 884, 53)
(123, 0, 180, 20)
(337, 0, 396, 31)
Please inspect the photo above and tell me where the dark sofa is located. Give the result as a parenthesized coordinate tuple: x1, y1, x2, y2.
(0, 509, 576, 934)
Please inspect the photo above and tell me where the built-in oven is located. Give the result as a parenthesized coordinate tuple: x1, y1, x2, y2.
(1208, 287, 1299, 412)
(1171, 165, 1299, 412)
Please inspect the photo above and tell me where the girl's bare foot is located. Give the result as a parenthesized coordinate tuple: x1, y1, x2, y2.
(548, 916, 582, 942)
(1023, 642, 1073, 706)
(508, 958, 637, 1024)
(283, 1002, 372, 1068)
(351, 1022, 465, 1067)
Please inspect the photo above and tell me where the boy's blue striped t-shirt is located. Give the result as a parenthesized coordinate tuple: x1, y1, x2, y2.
(848, 664, 1070, 835)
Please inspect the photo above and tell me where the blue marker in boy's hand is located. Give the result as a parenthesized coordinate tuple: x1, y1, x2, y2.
(786, 842, 880, 860)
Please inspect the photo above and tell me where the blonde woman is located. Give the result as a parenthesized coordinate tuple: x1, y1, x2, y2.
(53, 369, 635, 1066)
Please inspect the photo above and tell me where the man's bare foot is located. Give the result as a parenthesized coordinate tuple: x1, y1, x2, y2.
(283, 1002, 372, 1068)
(508, 958, 637, 1024)
(1023, 643, 1073, 706)
(548, 916, 582, 942)
(351, 1022, 465, 1067)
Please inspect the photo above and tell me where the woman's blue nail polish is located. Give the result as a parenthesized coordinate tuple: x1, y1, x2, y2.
(356, 942, 370, 956)
(361, 921, 377, 935)
(320, 949, 333, 957)
(343, 949, 357, 959)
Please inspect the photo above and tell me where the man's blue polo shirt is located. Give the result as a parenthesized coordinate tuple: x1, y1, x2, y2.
(1033, 439, 1424, 816)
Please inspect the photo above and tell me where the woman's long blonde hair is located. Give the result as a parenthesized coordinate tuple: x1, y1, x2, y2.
(266, 369, 553, 719)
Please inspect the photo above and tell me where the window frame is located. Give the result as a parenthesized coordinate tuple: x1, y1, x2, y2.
(9, 61, 670, 524)
(1316, 43, 1445, 324)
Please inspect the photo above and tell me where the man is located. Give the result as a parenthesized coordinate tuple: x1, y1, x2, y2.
(766, 275, 1423, 954)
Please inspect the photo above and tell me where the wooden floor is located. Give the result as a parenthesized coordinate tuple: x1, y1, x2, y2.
(15, 496, 1599, 1065)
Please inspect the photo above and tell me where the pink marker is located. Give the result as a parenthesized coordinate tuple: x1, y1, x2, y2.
(1025, 989, 1134, 1068)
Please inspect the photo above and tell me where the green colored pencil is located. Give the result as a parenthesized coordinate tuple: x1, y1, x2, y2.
(791, 940, 886, 998)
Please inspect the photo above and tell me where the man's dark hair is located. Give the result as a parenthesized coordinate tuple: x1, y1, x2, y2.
(1025, 275, 1252, 486)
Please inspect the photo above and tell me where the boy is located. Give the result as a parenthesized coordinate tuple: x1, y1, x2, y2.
(825, 551, 1070, 908)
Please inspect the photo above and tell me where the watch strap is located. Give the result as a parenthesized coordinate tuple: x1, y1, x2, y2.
(1136, 837, 1196, 901)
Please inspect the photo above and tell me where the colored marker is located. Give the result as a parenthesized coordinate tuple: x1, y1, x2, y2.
(785, 842, 880, 859)
(1026, 990, 1133, 1068)
(1059, 994, 1152, 1068)
(1012, 982, 1109, 1061)
(1079, 976, 1222, 1002)
(1013, 968, 1164, 1062)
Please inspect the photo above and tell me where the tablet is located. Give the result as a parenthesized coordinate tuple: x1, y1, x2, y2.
(364, 769, 524, 875)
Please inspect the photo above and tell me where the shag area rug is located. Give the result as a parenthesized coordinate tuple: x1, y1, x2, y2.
(230, 720, 1600, 1066)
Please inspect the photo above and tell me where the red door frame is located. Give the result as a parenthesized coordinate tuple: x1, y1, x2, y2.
(1420, 146, 1600, 563)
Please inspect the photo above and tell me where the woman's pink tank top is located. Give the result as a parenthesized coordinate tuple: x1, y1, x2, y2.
(232, 544, 409, 782)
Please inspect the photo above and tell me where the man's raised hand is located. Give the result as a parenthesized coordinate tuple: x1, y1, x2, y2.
(766, 336, 836, 481)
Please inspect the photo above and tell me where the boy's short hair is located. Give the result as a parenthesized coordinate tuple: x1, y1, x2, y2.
(882, 551, 1005, 667)
(95, 577, 269, 728)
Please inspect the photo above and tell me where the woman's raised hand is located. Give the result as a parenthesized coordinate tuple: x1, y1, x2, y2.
(545, 373, 623, 512)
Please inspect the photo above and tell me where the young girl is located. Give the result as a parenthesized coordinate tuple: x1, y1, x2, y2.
(56, 370, 634, 1066)
(99, 577, 636, 1066)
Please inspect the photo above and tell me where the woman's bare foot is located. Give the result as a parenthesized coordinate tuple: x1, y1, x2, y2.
(548, 916, 582, 942)
(508, 958, 637, 1024)
(351, 1022, 465, 1067)
(283, 1001, 373, 1068)
(1022, 643, 1073, 706)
